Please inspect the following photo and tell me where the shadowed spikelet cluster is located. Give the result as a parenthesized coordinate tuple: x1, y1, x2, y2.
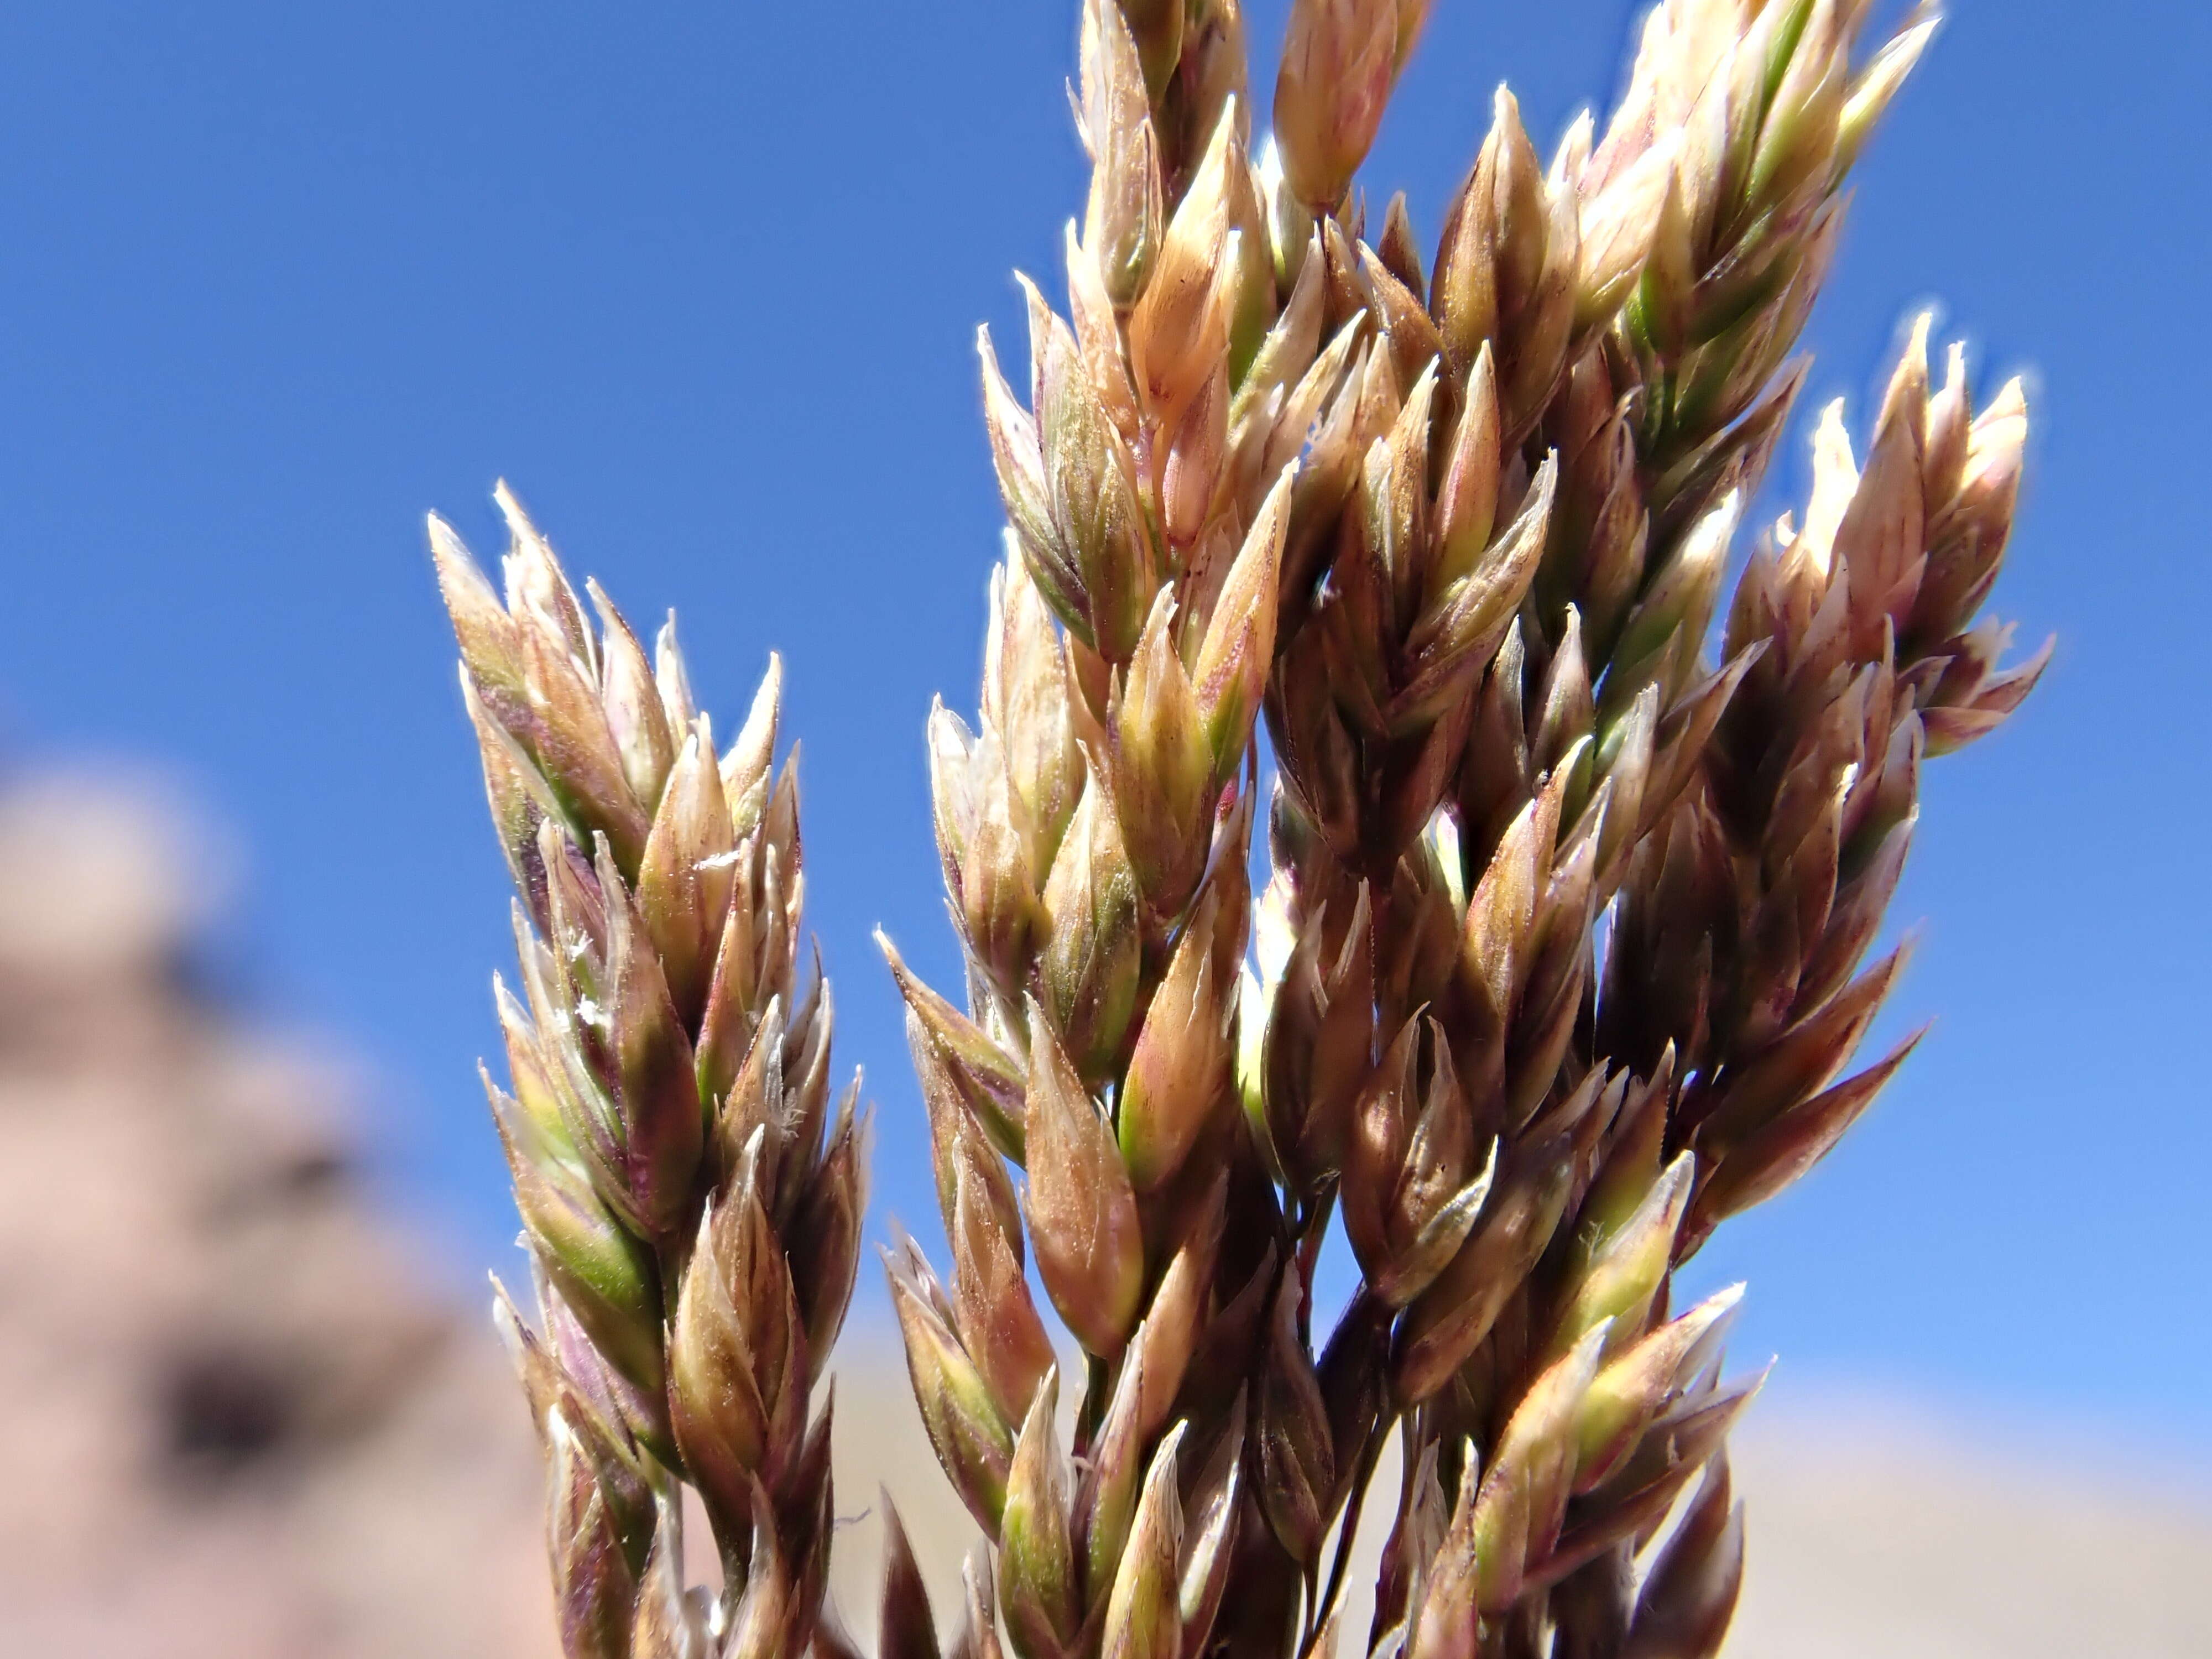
(435, 486, 865, 1657)
(875, 3, 2046, 1658)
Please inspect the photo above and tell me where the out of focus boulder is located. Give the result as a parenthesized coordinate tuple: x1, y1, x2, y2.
(0, 770, 551, 1658)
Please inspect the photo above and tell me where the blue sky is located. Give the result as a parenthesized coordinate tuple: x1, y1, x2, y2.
(3, 2, 2204, 1448)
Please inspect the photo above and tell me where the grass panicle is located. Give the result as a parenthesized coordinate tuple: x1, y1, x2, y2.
(442, 4, 2044, 1655)
(896, 4, 2042, 1658)
(436, 490, 864, 1657)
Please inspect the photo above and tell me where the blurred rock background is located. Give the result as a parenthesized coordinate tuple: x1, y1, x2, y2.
(0, 771, 550, 1657)
(2, 766, 2204, 1656)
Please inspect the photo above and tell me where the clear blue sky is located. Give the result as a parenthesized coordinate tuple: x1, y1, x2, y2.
(3, 2, 2203, 1448)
